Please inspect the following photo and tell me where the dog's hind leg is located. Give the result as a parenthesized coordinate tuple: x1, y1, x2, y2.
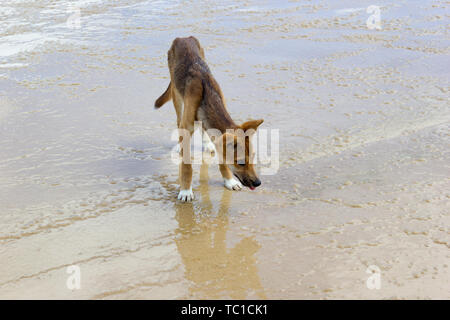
(171, 88, 184, 154)
(172, 87, 183, 128)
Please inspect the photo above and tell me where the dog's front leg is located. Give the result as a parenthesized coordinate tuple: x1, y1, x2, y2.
(220, 164, 242, 191)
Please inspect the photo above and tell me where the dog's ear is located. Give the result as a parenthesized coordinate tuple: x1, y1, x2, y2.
(241, 119, 264, 133)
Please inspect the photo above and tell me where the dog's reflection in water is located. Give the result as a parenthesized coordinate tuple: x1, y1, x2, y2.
(174, 162, 266, 299)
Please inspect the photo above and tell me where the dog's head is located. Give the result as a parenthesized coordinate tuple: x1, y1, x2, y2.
(215, 119, 264, 190)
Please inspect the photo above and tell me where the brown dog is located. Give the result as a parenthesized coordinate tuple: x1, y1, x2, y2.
(155, 36, 263, 201)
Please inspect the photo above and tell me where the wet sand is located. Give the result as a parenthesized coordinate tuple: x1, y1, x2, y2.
(0, 0, 449, 299)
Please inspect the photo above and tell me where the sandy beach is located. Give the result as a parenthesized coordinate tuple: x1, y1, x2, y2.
(0, 0, 449, 299)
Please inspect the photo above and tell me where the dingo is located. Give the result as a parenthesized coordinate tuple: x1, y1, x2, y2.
(155, 36, 263, 201)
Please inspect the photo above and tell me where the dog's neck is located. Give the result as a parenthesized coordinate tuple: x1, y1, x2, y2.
(199, 79, 239, 134)
(201, 107, 239, 134)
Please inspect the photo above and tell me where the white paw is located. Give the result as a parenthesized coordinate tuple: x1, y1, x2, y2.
(177, 188, 194, 202)
(174, 143, 182, 154)
(202, 140, 216, 153)
(224, 178, 242, 191)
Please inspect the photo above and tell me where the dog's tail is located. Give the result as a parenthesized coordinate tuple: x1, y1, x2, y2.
(154, 82, 172, 109)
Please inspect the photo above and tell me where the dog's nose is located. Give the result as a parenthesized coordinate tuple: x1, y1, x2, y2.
(252, 179, 261, 187)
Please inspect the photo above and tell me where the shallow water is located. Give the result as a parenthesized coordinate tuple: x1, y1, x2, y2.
(0, 0, 449, 299)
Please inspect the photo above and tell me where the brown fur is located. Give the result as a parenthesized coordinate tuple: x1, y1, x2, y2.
(155, 36, 263, 201)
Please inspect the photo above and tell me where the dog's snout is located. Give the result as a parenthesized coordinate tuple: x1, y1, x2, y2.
(252, 179, 261, 188)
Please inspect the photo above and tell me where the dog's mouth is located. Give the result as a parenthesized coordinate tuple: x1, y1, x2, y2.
(234, 174, 258, 190)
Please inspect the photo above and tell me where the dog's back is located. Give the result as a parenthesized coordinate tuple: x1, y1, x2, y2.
(154, 36, 207, 109)
(155, 36, 235, 132)
(168, 37, 208, 96)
